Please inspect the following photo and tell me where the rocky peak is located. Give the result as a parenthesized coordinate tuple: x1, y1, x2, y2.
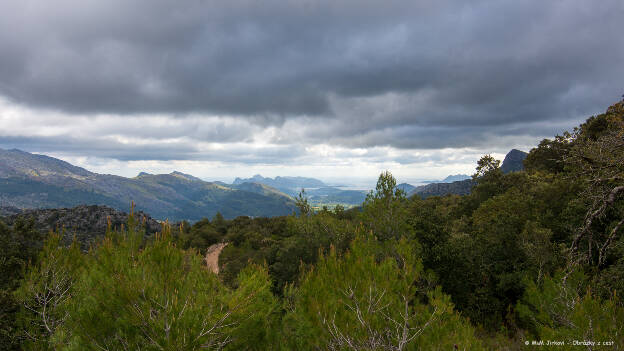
(501, 149, 528, 173)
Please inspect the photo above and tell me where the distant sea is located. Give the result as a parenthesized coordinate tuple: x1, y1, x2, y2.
(324, 182, 428, 192)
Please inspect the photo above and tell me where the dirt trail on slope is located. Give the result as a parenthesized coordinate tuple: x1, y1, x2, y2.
(204, 242, 228, 274)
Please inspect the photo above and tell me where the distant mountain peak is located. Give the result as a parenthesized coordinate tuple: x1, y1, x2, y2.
(232, 174, 325, 191)
(249, 174, 267, 181)
(137, 172, 151, 177)
(441, 174, 470, 183)
(501, 149, 528, 173)
(397, 183, 416, 193)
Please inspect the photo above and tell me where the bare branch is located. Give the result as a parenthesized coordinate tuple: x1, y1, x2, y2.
(598, 218, 624, 266)
(323, 285, 441, 351)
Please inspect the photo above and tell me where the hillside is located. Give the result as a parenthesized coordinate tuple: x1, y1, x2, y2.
(230, 182, 293, 199)
(0, 149, 297, 221)
(1, 205, 161, 248)
(410, 179, 476, 198)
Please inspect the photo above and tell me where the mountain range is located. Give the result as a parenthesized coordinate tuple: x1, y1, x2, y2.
(232, 174, 327, 190)
(0, 148, 296, 221)
(0, 148, 528, 219)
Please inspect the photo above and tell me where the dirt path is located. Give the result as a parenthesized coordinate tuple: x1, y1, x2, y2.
(204, 242, 228, 274)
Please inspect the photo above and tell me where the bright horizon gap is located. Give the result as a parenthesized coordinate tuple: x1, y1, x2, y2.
(28, 149, 511, 187)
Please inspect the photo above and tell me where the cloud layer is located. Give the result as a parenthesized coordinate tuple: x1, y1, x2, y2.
(1, 0, 623, 179)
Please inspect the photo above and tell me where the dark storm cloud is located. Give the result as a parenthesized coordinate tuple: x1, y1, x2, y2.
(1, 0, 623, 151)
(0, 135, 202, 161)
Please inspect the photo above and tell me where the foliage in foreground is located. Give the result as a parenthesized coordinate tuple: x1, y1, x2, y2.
(0, 218, 43, 351)
(518, 270, 624, 349)
(15, 218, 278, 350)
(283, 234, 484, 350)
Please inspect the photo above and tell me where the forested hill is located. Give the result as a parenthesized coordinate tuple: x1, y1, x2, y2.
(409, 178, 476, 198)
(408, 149, 527, 198)
(0, 149, 296, 221)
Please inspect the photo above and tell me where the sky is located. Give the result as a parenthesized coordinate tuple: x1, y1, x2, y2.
(1, 0, 623, 185)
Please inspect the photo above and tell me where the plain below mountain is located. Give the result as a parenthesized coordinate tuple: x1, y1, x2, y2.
(232, 174, 325, 196)
(232, 174, 370, 205)
(0, 206, 22, 217)
(305, 187, 368, 206)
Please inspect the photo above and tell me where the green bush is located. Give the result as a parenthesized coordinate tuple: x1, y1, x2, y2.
(282, 233, 484, 350)
(517, 270, 624, 348)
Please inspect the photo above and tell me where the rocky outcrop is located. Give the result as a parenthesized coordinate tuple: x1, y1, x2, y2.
(501, 149, 528, 173)
(1, 205, 161, 249)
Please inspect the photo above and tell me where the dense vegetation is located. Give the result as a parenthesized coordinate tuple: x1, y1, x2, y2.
(1, 101, 624, 349)
(1, 205, 162, 250)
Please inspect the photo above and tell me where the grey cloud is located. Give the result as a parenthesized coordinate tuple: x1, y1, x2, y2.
(291, 118, 568, 151)
(88, 116, 260, 143)
(0, 134, 307, 164)
(0, 0, 623, 151)
(0, 135, 202, 161)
